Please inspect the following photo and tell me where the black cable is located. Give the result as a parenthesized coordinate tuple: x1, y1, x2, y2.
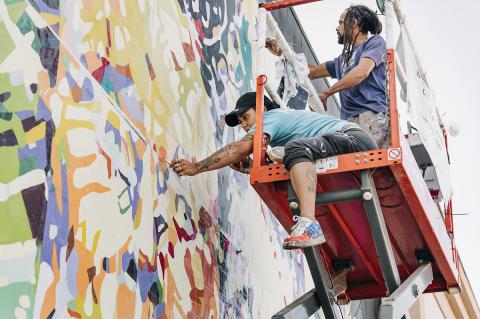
(354, 302, 362, 317)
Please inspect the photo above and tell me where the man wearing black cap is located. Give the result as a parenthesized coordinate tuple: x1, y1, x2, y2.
(171, 92, 377, 249)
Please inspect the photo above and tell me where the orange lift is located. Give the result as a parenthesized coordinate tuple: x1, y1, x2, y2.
(253, 1, 460, 318)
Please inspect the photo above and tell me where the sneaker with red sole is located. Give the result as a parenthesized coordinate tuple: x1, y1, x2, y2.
(283, 216, 326, 250)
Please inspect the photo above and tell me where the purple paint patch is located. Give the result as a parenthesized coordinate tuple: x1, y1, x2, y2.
(118, 89, 144, 124)
(41, 167, 69, 266)
(14, 110, 35, 121)
(81, 78, 94, 101)
(66, 248, 79, 296)
(103, 66, 133, 92)
(36, 97, 52, 121)
(137, 264, 158, 302)
(30, 0, 60, 15)
(121, 251, 135, 272)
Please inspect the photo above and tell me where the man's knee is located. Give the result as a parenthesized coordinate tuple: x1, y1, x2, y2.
(283, 139, 315, 171)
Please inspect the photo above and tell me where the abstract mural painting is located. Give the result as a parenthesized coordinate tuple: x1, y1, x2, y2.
(0, 0, 310, 318)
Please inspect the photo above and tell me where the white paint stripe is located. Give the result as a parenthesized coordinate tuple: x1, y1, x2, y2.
(0, 239, 37, 260)
(0, 169, 46, 202)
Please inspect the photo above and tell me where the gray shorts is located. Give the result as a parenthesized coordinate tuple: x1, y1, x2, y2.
(348, 111, 389, 148)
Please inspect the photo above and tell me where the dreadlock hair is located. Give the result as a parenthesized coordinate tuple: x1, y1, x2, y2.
(341, 5, 382, 68)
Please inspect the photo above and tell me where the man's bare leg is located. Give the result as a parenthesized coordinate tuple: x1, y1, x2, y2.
(283, 161, 325, 249)
(289, 161, 317, 220)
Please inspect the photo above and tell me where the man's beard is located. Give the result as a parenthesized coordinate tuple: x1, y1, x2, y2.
(337, 33, 344, 44)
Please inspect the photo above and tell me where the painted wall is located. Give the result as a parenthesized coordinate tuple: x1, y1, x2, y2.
(0, 0, 311, 318)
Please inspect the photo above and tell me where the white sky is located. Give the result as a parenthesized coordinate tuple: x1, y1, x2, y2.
(295, 0, 480, 301)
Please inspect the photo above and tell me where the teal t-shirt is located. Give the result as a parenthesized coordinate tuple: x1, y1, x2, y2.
(249, 108, 348, 147)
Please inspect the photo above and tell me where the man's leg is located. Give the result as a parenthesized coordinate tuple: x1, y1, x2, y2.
(281, 131, 376, 249)
(290, 162, 317, 220)
(281, 136, 338, 249)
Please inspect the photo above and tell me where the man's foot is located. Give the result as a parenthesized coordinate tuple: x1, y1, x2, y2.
(283, 216, 326, 250)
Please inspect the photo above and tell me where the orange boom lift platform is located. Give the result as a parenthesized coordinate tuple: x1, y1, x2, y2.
(251, 2, 460, 318)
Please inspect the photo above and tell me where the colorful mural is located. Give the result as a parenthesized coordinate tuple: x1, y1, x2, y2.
(0, 0, 311, 318)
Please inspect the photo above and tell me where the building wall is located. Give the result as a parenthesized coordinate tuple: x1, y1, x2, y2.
(1, 1, 479, 319)
(0, 0, 312, 318)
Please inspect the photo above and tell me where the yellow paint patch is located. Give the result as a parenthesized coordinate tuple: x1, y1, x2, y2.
(25, 121, 46, 144)
(107, 110, 121, 129)
(78, 220, 87, 247)
(133, 198, 142, 229)
(39, 12, 62, 26)
(192, 251, 205, 290)
(91, 230, 101, 254)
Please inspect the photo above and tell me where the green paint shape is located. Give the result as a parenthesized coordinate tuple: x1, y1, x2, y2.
(0, 282, 35, 319)
(5, 0, 26, 4)
(0, 103, 13, 121)
(0, 21, 15, 64)
(118, 202, 131, 215)
(0, 74, 39, 113)
(16, 12, 41, 53)
(19, 157, 38, 175)
(0, 147, 20, 183)
(6, 2, 28, 25)
(0, 193, 33, 244)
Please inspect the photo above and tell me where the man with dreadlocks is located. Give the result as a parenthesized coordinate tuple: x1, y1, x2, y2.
(267, 4, 388, 147)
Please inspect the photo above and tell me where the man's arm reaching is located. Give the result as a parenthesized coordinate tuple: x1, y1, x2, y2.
(319, 57, 376, 107)
(171, 133, 254, 176)
(308, 63, 330, 79)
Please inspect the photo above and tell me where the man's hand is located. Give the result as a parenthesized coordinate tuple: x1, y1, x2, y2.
(171, 159, 199, 176)
(170, 140, 254, 177)
(229, 157, 252, 174)
(266, 37, 282, 56)
(319, 90, 331, 111)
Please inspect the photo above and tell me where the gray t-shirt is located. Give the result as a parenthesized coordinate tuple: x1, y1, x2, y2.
(326, 35, 387, 120)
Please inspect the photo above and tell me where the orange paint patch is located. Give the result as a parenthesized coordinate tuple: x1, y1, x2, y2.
(117, 283, 136, 318)
(83, 52, 103, 73)
(116, 64, 132, 79)
(134, 138, 146, 159)
(111, 0, 120, 12)
(182, 42, 195, 63)
(71, 84, 82, 103)
(170, 51, 182, 71)
(67, 308, 82, 318)
(100, 148, 112, 178)
(75, 245, 95, 296)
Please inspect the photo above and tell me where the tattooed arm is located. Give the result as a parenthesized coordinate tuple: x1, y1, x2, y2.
(229, 132, 255, 174)
(171, 132, 256, 176)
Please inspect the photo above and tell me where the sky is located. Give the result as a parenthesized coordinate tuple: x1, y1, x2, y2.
(295, 0, 480, 301)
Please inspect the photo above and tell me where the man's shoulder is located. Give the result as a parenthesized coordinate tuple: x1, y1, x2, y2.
(365, 34, 386, 47)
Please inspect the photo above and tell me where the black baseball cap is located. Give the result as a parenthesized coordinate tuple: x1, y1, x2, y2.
(224, 92, 279, 127)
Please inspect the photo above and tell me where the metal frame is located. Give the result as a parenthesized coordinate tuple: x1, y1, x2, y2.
(379, 263, 433, 319)
(262, 0, 323, 11)
(361, 170, 401, 295)
(251, 50, 401, 184)
(275, 169, 422, 319)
